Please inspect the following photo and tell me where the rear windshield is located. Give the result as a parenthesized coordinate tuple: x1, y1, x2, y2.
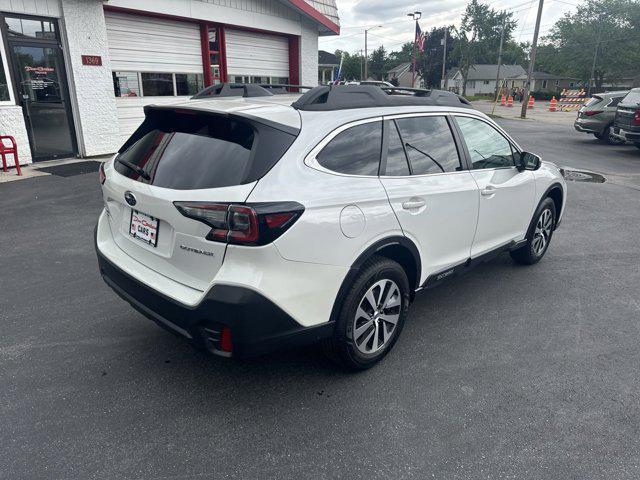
(622, 90, 640, 105)
(584, 96, 602, 107)
(115, 109, 296, 190)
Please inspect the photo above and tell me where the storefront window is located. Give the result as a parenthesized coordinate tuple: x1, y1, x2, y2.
(176, 73, 203, 96)
(113, 72, 140, 97)
(141, 73, 173, 96)
(207, 26, 223, 84)
(5, 17, 57, 39)
(0, 55, 10, 101)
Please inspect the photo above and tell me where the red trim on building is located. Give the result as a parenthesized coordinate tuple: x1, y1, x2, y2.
(200, 23, 214, 87)
(218, 27, 228, 83)
(288, 36, 300, 91)
(285, 0, 340, 34)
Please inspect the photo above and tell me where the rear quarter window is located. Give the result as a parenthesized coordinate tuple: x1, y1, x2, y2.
(115, 110, 296, 190)
(316, 121, 382, 176)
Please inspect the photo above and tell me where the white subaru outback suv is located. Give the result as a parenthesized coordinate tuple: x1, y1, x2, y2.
(96, 84, 566, 369)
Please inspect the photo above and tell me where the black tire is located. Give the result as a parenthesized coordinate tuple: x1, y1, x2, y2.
(594, 132, 604, 140)
(323, 255, 410, 370)
(634, 143, 640, 150)
(510, 197, 557, 265)
(604, 125, 626, 145)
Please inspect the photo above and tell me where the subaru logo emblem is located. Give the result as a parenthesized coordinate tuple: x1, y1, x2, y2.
(124, 191, 137, 206)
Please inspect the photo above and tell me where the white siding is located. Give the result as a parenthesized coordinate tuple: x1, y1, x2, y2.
(105, 12, 204, 142)
(105, 11, 203, 73)
(115, 97, 187, 141)
(225, 28, 289, 78)
(0, 0, 61, 17)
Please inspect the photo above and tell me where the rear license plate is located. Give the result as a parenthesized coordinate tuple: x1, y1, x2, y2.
(129, 210, 159, 247)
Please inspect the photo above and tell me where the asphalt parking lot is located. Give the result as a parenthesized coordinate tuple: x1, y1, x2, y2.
(1, 118, 640, 479)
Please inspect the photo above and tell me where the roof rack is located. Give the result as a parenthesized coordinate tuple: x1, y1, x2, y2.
(291, 85, 472, 111)
(192, 83, 314, 100)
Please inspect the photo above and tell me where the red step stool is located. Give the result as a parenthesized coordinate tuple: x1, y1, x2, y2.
(0, 135, 22, 176)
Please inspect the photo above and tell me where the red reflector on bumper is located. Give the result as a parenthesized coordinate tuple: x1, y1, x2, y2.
(220, 327, 233, 353)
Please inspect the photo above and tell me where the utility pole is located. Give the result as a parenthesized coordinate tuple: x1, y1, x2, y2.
(494, 19, 505, 102)
(588, 25, 602, 96)
(359, 49, 364, 81)
(407, 11, 422, 88)
(441, 28, 448, 90)
(363, 25, 382, 80)
(520, 0, 544, 119)
(364, 30, 369, 80)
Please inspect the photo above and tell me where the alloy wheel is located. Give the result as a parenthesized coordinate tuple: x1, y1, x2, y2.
(352, 279, 402, 354)
(532, 208, 553, 256)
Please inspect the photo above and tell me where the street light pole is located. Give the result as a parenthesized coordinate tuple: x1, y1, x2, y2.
(407, 11, 422, 88)
(494, 19, 505, 102)
(441, 28, 448, 90)
(363, 25, 382, 80)
(520, 0, 544, 119)
(588, 24, 602, 96)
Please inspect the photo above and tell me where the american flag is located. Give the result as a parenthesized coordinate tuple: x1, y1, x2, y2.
(415, 22, 426, 53)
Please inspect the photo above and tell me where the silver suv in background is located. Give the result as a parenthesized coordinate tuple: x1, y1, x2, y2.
(574, 91, 628, 145)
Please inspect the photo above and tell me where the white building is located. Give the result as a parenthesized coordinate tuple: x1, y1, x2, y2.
(0, 0, 339, 166)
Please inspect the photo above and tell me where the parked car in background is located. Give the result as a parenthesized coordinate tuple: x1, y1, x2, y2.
(613, 88, 640, 149)
(574, 91, 628, 145)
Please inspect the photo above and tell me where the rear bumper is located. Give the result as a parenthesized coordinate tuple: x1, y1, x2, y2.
(613, 127, 640, 142)
(96, 229, 334, 358)
(574, 120, 602, 135)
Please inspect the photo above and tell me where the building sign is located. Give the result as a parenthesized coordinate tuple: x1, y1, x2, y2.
(81, 55, 102, 66)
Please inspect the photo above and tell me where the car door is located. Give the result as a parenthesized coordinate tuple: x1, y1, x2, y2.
(379, 114, 480, 284)
(453, 114, 536, 258)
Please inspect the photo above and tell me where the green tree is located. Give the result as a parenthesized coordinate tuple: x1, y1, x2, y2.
(452, 0, 518, 95)
(540, 0, 640, 89)
(335, 50, 363, 81)
(368, 46, 387, 80)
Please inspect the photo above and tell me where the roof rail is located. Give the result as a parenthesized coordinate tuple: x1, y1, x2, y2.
(291, 85, 472, 111)
(192, 83, 313, 100)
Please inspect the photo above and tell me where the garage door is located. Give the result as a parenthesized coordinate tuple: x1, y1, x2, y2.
(105, 11, 204, 141)
(225, 29, 290, 84)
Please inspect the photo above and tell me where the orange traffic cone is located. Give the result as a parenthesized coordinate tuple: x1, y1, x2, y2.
(527, 95, 535, 109)
(507, 95, 513, 107)
(501, 94, 506, 106)
(548, 96, 557, 112)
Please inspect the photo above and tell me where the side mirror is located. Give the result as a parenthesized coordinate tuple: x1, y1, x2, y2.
(517, 151, 541, 171)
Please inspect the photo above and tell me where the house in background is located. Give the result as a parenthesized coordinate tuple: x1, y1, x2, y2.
(318, 50, 339, 84)
(446, 64, 526, 95)
(385, 62, 423, 88)
(509, 72, 579, 92)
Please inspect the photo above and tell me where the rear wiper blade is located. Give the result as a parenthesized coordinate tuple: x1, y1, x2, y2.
(117, 158, 150, 180)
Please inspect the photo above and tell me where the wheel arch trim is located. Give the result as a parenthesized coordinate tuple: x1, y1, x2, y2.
(328, 236, 421, 324)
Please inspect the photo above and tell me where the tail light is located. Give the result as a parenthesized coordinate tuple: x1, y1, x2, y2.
(634, 109, 640, 126)
(582, 110, 603, 116)
(99, 162, 106, 185)
(174, 201, 304, 246)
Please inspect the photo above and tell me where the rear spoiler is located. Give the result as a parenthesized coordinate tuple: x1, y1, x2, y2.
(118, 105, 300, 154)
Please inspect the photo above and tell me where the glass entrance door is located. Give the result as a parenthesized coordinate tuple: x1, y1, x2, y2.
(10, 43, 76, 160)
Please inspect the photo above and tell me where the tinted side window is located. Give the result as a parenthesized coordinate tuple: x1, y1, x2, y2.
(317, 122, 382, 176)
(395, 116, 461, 175)
(608, 97, 623, 108)
(385, 121, 410, 176)
(455, 116, 515, 169)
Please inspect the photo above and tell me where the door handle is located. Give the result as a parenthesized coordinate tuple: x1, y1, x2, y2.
(481, 186, 497, 197)
(402, 199, 426, 210)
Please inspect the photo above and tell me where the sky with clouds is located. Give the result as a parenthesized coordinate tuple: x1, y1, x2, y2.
(319, 0, 577, 55)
